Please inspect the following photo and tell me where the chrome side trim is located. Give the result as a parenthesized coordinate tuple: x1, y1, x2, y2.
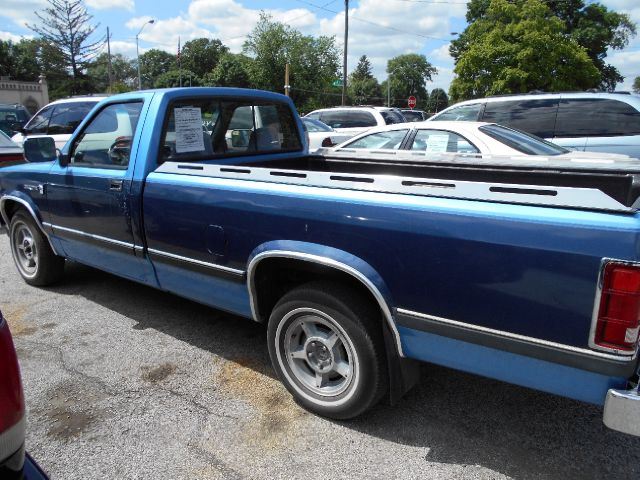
(0, 195, 60, 256)
(148, 248, 245, 277)
(47, 223, 135, 249)
(589, 258, 640, 356)
(247, 250, 404, 357)
(154, 161, 631, 213)
(398, 307, 638, 362)
(134, 245, 145, 253)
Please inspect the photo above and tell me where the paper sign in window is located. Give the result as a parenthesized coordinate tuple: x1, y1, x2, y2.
(175, 107, 204, 153)
(425, 134, 449, 153)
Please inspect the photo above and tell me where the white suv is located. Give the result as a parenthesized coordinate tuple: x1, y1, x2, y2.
(304, 106, 406, 136)
(12, 96, 107, 150)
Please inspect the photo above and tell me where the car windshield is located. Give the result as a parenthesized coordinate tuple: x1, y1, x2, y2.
(0, 130, 17, 147)
(402, 111, 424, 122)
(303, 118, 333, 132)
(478, 124, 570, 155)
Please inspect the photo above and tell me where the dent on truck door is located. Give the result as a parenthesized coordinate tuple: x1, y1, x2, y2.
(46, 101, 145, 277)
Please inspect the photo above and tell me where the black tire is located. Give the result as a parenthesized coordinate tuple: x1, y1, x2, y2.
(9, 210, 65, 286)
(267, 281, 388, 419)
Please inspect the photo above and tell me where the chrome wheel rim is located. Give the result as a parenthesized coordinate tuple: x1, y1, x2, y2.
(11, 221, 38, 278)
(281, 308, 357, 398)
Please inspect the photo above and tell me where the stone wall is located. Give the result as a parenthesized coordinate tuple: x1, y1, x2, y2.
(0, 75, 49, 114)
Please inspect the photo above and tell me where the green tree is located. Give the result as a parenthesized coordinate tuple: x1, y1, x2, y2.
(139, 49, 176, 89)
(154, 69, 200, 88)
(202, 53, 253, 88)
(27, 0, 103, 94)
(347, 55, 382, 105)
(0, 38, 72, 100)
(452, 0, 636, 91)
(633, 76, 640, 94)
(86, 53, 136, 93)
(426, 88, 448, 114)
(243, 13, 340, 111)
(180, 38, 229, 79)
(449, 0, 600, 102)
(386, 54, 436, 108)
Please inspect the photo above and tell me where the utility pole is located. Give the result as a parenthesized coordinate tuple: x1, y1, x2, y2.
(107, 27, 113, 93)
(342, 0, 348, 106)
(284, 63, 291, 97)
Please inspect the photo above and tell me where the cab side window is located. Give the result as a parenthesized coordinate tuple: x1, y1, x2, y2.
(481, 99, 558, 138)
(70, 102, 143, 169)
(160, 98, 302, 163)
(555, 99, 640, 137)
(411, 129, 479, 153)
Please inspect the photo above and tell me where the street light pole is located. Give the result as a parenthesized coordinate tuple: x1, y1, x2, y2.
(136, 19, 155, 90)
(342, 0, 349, 106)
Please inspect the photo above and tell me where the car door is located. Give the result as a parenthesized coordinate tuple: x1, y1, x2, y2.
(45, 100, 145, 277)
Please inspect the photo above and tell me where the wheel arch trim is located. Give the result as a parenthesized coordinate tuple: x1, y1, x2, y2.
(0, 194, 60, 256)
(247, 247, 404, 357)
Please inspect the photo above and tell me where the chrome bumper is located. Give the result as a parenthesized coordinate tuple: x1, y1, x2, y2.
(603, 387, 640, 436)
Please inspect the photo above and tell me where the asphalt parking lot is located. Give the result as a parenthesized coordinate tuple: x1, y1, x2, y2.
(2, 235, 640, 479)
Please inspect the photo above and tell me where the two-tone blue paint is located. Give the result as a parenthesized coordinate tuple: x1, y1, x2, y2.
(1, 87, 639, 409)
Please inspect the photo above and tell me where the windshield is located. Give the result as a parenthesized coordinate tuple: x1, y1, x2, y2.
(380, 110, 406, 125)
(478, 124, 569, 155)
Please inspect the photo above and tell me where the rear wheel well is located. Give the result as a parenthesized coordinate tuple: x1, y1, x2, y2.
(252, 257, 382, 325)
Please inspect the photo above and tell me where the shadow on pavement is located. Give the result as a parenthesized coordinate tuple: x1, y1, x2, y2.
(49, 261, 640, 480)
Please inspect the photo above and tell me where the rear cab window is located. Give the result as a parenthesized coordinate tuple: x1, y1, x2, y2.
(411, 129, 479, 154)
(160, 98, 302, 163)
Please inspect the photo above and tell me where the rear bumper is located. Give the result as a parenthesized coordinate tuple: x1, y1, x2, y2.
(603, 387, 640, 435)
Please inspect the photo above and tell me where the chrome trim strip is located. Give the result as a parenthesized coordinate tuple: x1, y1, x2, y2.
(134, 245, 145, 253)
(0, 415, 25, 462)
(49, 224, 135, 249)
(147, 248, 245, 277)
(247, 250, 404, 357)
(154, 161, 631, 213)
(397, 307, 638, 363)
(589, 258, 640, 356)
(0, 195, 60, 256)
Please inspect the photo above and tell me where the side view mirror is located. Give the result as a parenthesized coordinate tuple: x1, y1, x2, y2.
(231, 129, 250, 148)
(23, 137, 57, 163)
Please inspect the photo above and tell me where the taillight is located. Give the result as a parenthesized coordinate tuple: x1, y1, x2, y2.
(321, 137, 335, 148)
(0, 154, 24, 163)
(593, 262, 640, 353)
(0, 314, 25, 434)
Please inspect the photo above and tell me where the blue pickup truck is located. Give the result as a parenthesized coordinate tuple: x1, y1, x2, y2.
(2, 87, 640, 432)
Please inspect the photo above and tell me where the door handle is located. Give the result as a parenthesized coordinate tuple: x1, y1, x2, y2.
(109, 180, 123, 191)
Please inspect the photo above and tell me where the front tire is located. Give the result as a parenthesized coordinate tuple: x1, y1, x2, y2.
(268, 281, 387, 419)
(9, 210, 64, 286)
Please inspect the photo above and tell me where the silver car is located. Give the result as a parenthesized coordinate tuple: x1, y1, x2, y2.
(429, 92, 640, 159)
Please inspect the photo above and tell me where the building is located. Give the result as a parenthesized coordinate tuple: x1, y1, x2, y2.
(0, 75, 49, 114)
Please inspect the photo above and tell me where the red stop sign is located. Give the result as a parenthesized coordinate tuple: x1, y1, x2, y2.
(408, 96, 417, 109)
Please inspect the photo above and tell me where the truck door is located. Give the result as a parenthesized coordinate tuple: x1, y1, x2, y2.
(45, 101, 145, 278)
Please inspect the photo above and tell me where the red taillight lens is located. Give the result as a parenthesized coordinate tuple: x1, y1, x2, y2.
(321, 137, 335, 147)
(594, 263, 640, 353)
(0, 315, 25, 433)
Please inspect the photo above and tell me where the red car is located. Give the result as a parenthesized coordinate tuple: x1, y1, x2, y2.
(0, 310, 48, 479)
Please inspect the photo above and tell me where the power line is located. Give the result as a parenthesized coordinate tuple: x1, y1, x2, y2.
(293, 0, 453, 42)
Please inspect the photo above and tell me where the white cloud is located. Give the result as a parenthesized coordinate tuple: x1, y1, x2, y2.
(319, 0, 461, 83)
(86, 0, 134, 12)
(0, 0, 47, 28)
(608, 48, 640, 91)
(0, 30, 31, 42)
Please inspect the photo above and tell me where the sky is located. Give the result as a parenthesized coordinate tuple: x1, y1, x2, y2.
(1, 0, 639, 94)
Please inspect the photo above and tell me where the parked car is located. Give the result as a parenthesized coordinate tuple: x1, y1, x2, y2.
(302, 118, 353, 151)
(0, 131, 24, 168)
(332, 120, 632, 160)
(401, 109, 428, 122)
(12, 96, 107, 150)
(0, 104, 31, 137)
(0, 310, 48, 479)
(304, 106, 406, 136)
(428, 91, 640, 158)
